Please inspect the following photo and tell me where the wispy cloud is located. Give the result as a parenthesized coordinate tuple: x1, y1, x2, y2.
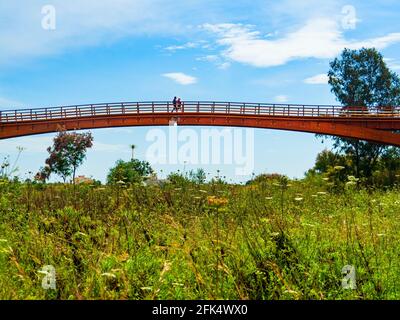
(304, 74, 329, 84)
(384, 58, 400, 71)
(164, 41, 210, 52)
(0, 1, 195, 66)
(0, 135, 129, 154)
(196, 55, 219, 62)
(196, 54, 231, 69)
(275, 95, 289, 103)
(0, 136, 53, 154)
(165, 42, 198, 51)
(203, 18, 400, 68)
(162, 72, 197, 85)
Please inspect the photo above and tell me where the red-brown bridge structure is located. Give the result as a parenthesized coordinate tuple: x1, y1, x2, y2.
(1, 101, 400, 146)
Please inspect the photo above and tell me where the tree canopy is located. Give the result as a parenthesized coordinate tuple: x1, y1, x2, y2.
(39, 130, 93, 183)
(323, 48, 400, 184)
(107, 159, 153, 185)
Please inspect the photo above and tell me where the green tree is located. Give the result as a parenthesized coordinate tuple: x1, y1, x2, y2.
(107, 159, 153, 185)
(246, 173, 286, 185)
(188, 168, 207, 184)
(167, 171, 191, 185)
(42, 131, 93, 183)
(377, 147, 400, 186)
(311, 149, 348, 174)
(325, 48, 400, 184)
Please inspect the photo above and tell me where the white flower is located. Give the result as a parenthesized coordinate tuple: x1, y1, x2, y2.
(101, 273, 116, 278)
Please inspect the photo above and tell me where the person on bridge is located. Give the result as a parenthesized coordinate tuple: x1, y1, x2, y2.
(172, 96, 177, 112)
(177, 97, 182, 111)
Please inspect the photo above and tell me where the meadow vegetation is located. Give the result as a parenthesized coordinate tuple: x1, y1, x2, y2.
(1, 174, 400, 300)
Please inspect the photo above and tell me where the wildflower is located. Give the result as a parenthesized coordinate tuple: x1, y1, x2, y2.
(141, 287, 153, 291)
(322, 178, 329, 181)
(334, 166, 345, 170)
(317, 192, 327, 195)
(199, 190, 207, 193)
(101, 272, 116, 278)
(246, 185, 257, 190)
(76, 232, 87, 237)
(347, 176, 359, 182)
(294, 197, 303, 201)
(265, 196, 273, 200)
(207, 196, 228, 206)
(116, 180, 126, 185)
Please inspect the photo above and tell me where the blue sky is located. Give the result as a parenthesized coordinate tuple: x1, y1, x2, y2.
(1, 0, 400, 182)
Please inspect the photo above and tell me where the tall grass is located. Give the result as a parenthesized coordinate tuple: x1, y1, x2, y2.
(0, 177, 399, 299)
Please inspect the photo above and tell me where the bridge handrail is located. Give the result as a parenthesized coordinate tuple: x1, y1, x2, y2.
(0, 100, 348, 113)
(1, 101, 400, 123)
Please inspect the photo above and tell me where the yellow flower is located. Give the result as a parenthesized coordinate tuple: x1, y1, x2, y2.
(207, 196, 228, 206)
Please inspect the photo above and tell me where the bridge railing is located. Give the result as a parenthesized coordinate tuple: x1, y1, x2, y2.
(1, 101, 400, 123)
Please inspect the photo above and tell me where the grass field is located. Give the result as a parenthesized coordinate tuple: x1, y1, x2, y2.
(0, 176, 400, 300)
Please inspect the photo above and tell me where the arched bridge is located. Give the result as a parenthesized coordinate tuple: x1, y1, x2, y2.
(1, 101, 400, 146)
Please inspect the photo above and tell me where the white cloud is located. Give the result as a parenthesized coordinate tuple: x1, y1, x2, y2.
(0, 1, 194, 65)
(196, 54, 231, 70)
(275, 95, 289, 103)
(0, 136, 53, 154)
(218, 62, 231, 70)
(203, 18, 400, 68)
(196, 55, 219, 62)
(0, 135, 128, 154)
(304, 73, 329, 84)
(164, 41, 206, 51)
(162, 72, 197, 85)
(384, 58, 400, 71)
